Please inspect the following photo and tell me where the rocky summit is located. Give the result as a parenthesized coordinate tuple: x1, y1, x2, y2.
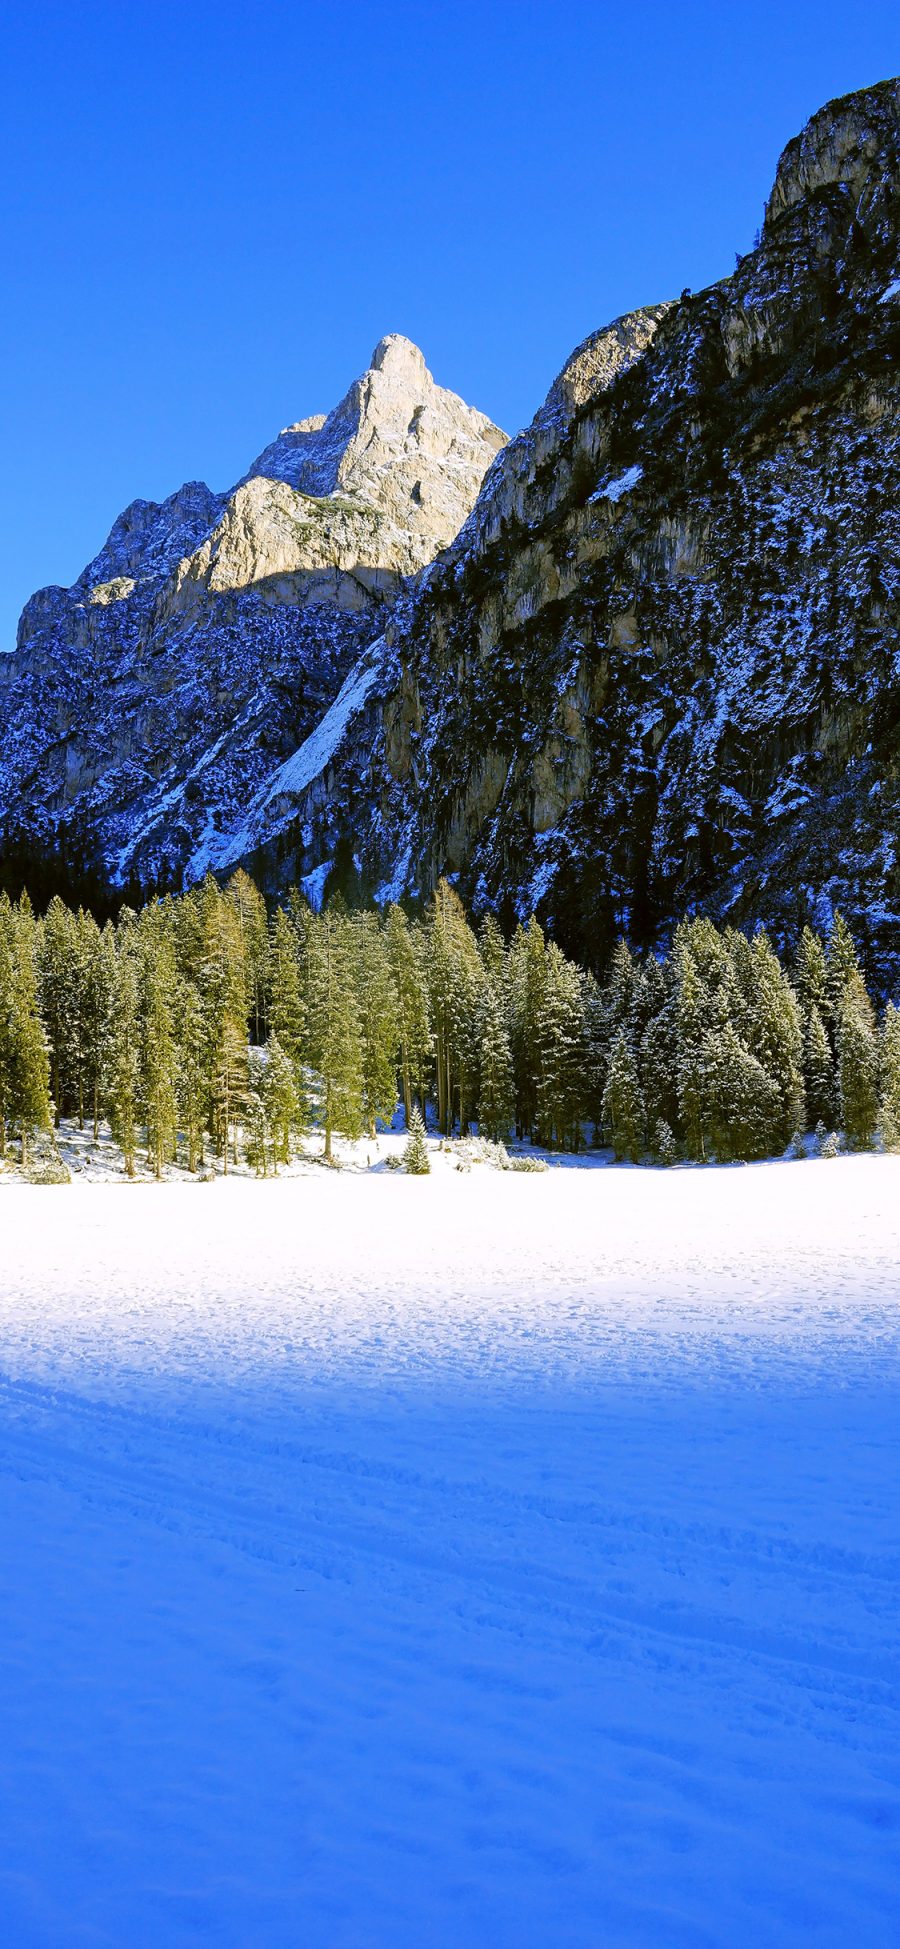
(0, 336, 505, 900)
(3, 80, 900, 981)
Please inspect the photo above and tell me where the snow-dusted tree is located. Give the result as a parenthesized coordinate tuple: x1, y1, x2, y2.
(138, 927, 179, 1179)
(477, 983, 514, 1142)
(507, 916, 546, 1140)
(176, 978, 208, 1172)
(263, 1032, 302, 1166)
(602, 1030, 643, 1161)
(534, 942, 584, 1150)
(879, 1004, 900, 1151)
(306, 907, 363, 1159)
(110, 941, 140, 1178)
(403, 1104, 430, 1174)
(226, 869, 269, 1043)
(838, 973, 879, 1150)
(428, 880, 483, 1136)
(794, 925, 830, 1038)
(804, 1003, 836, 1130)
(352, 911, 399, 1138)
(385, 904, 431, 1125)
(826, 912, 863, 1025)
(267, 906, 308, 1122)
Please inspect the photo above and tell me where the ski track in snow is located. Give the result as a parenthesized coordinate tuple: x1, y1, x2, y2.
(0, 1161, 899, 1947)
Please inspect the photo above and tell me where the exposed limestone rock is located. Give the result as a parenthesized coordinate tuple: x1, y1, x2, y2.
(0, 340, 505, 895)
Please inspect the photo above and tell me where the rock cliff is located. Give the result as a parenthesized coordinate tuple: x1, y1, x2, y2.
(3, 80, 900, 983)
(210, 78, 900, 985)
(0, 337, 504, 897)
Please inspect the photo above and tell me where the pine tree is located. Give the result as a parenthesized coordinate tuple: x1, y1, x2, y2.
(794, 925, 830, 1036)
(176, 978, 208, 1171)
(262, 1033, 301, 1166)
(7, 907, 52, 1168)
(507, 916, 546, 1141)
(385, 905, 431, 1125)
(353, 912, 399, 1138)
(602, 1031, 643, 1161)
(138, 928, 178, 1178)
(306, 907, 363, 1159)
(534, 943, 584, 1149)
(226, 869, 269, 1043)
(655, 1119, 677, 1166)
(879, 1004, 900, 1150)
(838, 972, 879, 1150)
(403, 1104, 430, 1174)
(245, 1048, 273, 1177)
(110, 942, 140, 1177)
(428, 880, 483, 1136)
(477, 984, 515, 1141)
(826, 912, 863, 1025)
(267, 906, 308, 1124)
(804, 1004, 836, 1129)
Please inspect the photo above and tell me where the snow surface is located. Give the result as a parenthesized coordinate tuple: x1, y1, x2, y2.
(1, 1160, 899, 1947)
(878, 277, 900, 304)
(589, 464, 643, 504)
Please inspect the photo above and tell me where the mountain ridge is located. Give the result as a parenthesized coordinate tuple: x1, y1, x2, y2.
(2, 78, 900, 984)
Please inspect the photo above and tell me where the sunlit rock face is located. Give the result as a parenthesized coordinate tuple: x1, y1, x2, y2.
(0, 339, 504, 899)
(230, 78, 900, 985)
(4, 81, 900, 987)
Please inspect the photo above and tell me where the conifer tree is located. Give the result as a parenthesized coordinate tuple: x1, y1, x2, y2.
(507, 916, 546, 1140)
(176, 978, 208, 1171)
(535, 943, 584, 1149)
(262, 1032, 301, 1166)
(804, 1004, 836, 1130)
(7, 907, 52, 1168)
(838, 972, 879, 1150)
(403, 1104, 430, 1174)
(827, 912, 863, 1025)
(226, 869, 269, 1043)
(879, 1004, 900, 1151)
(353, 912, 399, 1138)
(428, 880, 483, 1136)
(602, 1031, 643, 1161)
(385, 905, 431, 1124)
(110, 942, 140, 1178)
(794, 925, 830, 1037)
(477, 984, 515, 1141)
(306, 907, 364, 1159)
(138, 930, 179, 1178)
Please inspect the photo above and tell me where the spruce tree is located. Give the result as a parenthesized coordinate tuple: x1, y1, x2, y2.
(385, 905, 431, 1125)
(838, 973, 879, 1150)
(602, 1031, 643, 1161)
(403, 1105, 430, 1174)
(879, 1004, 900, 1151)
(804, 1004, 836, 1130)
(353, 912, 399, 1138)
(534, 943, 584, 1149)
(477, 984, 515, 1141)
(306, 907, 364, 1159)
(263, 1033, 301, 1165)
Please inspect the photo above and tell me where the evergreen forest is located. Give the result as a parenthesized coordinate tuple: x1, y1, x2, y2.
(0, 870, 898, 1178)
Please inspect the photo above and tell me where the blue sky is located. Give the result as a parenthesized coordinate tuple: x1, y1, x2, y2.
(2, 1, 899, 646)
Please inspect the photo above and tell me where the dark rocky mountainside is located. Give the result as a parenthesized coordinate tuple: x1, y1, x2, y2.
(3, 80, 900, 980)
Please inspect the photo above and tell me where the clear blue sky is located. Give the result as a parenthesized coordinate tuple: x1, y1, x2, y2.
(2, 1, 899, 647)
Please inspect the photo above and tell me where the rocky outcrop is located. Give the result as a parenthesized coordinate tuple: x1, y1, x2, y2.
(214, 78, 900, 987)
(3, 79, 900, 986)
(0, 339, 505, 898)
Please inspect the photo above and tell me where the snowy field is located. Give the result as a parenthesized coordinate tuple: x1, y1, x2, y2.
(1, 1161, 899, 1947)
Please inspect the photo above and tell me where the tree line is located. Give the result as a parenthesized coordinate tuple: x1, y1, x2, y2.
(0, 870, 898, 1174)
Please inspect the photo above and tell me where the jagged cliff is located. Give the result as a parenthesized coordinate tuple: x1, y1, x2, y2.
(0, 335, 504, 899)
(212, 78, 900, 983)
(2, 80, 900, 979)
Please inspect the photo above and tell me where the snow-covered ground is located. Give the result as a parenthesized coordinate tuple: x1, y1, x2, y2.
(1, 1161, 898, 1946)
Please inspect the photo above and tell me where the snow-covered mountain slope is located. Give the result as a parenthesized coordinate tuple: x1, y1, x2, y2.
(210, 79, 900, 984)
(0, 337, 504, 901)
(3, 80, 900, 981)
